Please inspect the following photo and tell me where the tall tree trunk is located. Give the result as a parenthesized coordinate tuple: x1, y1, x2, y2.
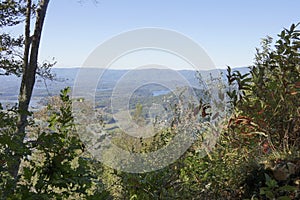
(8, 0, 50, 191)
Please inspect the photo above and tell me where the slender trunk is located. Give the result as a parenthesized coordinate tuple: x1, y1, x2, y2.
(23, 0, 32, 71)
(15, 0, 32, 139)
(9, 0, 50, 191)
(7, 0, 32, 181)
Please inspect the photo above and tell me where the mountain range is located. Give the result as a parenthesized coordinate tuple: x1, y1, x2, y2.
(0, 67, 249, 109)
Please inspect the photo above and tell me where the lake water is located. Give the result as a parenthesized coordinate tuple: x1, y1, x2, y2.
(152, 90, 170, 97)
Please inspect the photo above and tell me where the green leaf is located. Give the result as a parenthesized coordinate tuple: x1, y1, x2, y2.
(279, 185, 297, 192)
(277, 196, 291, 200)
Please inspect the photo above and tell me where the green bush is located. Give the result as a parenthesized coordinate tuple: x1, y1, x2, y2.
(0, 88, 110, 199)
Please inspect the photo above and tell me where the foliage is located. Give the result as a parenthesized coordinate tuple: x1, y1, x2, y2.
(224, 23, 300, 199)
(0, 88, 110, 199)
(0, 33, 24, 76)
(132, 103, 145, 126)
(115, 128, 184, 199)
(110, 98, 214, 199)
(259, 173, 298, 200)
(227, 23, 300, 150)
(0, 0, 55, 78)
(0, 103, 20, 199)
(1, 17, 300, 199)
(105, 24, 300, 198)
(0, 0, 28, 27)
(0, 0, 26, 76)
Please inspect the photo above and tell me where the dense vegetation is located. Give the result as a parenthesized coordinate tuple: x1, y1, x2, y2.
(1, 1, 300, 199)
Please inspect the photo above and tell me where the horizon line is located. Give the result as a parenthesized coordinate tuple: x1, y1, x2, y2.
(51, 66, 249, 71)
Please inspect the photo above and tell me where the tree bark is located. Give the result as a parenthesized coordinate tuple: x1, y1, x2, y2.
(9, 0, 50, 190)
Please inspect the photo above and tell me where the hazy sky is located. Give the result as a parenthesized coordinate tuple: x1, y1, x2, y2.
(17, 0, 300, 69)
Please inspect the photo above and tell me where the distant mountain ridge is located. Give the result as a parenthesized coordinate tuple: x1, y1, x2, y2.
(0, 67, 249, 108)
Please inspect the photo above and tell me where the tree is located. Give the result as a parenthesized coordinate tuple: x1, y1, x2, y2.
(17, 0, 50, 143)
(1, 0, 51, 192)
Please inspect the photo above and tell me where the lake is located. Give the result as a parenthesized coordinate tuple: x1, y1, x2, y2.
(152, 90, 171, 97)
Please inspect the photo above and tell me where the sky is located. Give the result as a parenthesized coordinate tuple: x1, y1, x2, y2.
(14, 0, 300, 69)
